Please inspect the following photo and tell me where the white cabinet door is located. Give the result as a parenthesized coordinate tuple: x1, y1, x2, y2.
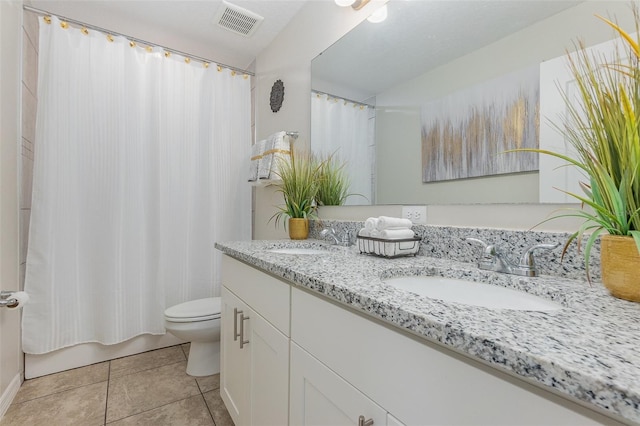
(220, 287, 250, 425)
(290, 342, 386, 426)
(248, 306, 290, 426)
(222, 285, 290, 426)
(386, 413, 406, 426)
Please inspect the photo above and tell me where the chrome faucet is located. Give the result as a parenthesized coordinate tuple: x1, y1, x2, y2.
(320, 227, 352, 246)
(465, 237, 559, 277)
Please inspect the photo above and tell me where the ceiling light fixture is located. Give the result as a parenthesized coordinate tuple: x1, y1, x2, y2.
(335, 0, 371, 10)
(367, 4, 387, 23)
(351, 0, 371, 10)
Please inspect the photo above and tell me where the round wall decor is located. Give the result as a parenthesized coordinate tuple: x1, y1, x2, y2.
(270, 79, 285, 113)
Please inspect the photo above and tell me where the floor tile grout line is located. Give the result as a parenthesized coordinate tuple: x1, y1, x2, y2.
(200, 392, 218, 426)
(180, 343, 189, 360)
(104, 360, 111, 426)
(4, 344, 229, 425)
(25, 359, 111, 379)
(109, 358, 189, 380)
(196, 377, 204, 395)
(10, 378, 110, 406)
(103, 344, 188, 370)
(103, 394, 204, 425)
(14, 359, 112, 404)
(109, 343, 187, 367)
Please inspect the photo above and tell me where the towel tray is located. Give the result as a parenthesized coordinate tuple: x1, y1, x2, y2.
(357, 235, 421, 258)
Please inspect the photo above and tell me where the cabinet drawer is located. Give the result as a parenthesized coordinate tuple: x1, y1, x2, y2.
(222, 255, 290, 336)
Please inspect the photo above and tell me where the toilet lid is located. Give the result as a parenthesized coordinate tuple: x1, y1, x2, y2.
(164, 297, 221, 322)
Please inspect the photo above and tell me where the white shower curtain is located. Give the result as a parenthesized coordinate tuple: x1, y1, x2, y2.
(23, 16, 251, 354)
(311, 92, 374, 205)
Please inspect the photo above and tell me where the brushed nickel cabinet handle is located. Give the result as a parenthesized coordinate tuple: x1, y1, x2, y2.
(233, 308, 242, 341)
(358, 415, 374, 426)
(239, 312, 250, 349)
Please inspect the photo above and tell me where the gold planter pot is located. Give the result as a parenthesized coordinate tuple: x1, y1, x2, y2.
(601, 234, 640, 302)
(288, 218, 309, 240)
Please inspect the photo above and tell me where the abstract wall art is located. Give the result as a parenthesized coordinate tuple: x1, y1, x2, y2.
(421, 66, 539, 182)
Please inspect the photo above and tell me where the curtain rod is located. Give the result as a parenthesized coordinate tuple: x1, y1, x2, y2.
(22, 5, 255, 77)
(312, 90, 374, 108)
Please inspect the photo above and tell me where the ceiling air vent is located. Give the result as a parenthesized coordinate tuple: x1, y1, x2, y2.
(214, 1, 264, 37)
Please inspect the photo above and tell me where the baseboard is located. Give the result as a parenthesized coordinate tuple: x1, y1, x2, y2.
(0, 373, 22, 420)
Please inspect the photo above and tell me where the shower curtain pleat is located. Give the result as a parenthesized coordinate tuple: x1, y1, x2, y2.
(23, 16, 251, 354)
(311, 93, 373, 204)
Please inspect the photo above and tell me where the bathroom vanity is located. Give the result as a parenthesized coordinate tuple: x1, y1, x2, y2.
(216, 240, 640, 425)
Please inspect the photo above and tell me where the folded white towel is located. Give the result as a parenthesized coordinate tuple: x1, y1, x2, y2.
(257, 139, 271, 179)
(248, 142, 262, 181)
(358, 228, 370, 237)
(364, 217, 379, 231)
(258, 132, 290, 180)
(269, 131, 290, 179)
(377, 229, 415, 240)
(376, 216, 413, 230)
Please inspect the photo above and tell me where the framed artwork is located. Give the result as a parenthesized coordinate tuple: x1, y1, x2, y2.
(421, 66, 539, 182)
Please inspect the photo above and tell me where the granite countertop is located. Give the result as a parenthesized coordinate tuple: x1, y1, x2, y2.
(215, 239, 640, 424)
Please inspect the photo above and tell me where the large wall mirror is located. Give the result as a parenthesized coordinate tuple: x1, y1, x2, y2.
(311, 0, 584, 206)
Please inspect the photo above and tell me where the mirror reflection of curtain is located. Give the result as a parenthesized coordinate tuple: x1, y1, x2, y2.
(311, 93, 374, 205)
(23, 15, 251, 354)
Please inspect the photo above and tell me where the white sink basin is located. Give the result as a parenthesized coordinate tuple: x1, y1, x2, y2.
(383, 276, 562, 311)
(267, 248, 329, 255)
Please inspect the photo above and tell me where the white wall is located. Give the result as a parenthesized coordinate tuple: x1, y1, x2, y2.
(0, 0, 25, 418)
(254, 0, 385, 239)
(254, 0, 637, 236)
(375, 1, 636, 206)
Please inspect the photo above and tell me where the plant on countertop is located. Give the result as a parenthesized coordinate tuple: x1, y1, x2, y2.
(513, 8, 640, 283)
(315, 153, 353, 206)
(270, 149, 322, 229)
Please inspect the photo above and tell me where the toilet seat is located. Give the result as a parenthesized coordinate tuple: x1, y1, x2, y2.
(164, 297, 221, 323)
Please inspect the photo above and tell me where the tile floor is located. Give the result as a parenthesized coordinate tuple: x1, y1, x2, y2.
(1, 344, 234, 426)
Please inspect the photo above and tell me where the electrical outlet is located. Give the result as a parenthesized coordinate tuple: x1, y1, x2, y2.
(402, 205, 427, 225)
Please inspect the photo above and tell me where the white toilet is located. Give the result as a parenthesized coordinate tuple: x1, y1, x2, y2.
(164, 297, 221, 377)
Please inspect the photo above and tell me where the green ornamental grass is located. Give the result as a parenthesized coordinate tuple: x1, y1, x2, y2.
(270, 150, 322, 229)
(513, 8, 640, 280)
(315, 153, 353, 206)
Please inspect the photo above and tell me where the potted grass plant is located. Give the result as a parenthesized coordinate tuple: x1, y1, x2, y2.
(270, 150, 322, 240)
(315, 153, 353, 206)
(517, 10, 640, 301)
